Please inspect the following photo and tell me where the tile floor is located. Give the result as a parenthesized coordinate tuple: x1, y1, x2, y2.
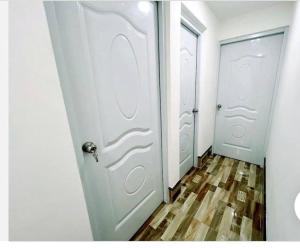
(132, 154, 265, 241)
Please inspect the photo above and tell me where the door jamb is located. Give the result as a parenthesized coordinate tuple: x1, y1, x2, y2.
(219, 26, 288, 46)
(212, 26, 289, 166)
(180, 3, 206, 169)
(157, 1, 170, 202)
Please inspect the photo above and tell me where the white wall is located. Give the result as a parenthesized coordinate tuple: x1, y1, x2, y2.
(219, 2, 294, 41)
(162, 2, 181, 188)
(9, 0, 93, 240)
(0, 1, 8, 241)
(266, 1, 300, 240)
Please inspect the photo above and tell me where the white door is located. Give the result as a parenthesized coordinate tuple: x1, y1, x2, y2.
(179, 25, 198, 177)
(45, 1, 163, 240)
(214, 33, 284, 165)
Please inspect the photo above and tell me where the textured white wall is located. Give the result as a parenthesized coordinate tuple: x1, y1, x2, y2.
(219, 2, 294, 41)
(9, 0, 92, 240)
(266, 1, 300, 240)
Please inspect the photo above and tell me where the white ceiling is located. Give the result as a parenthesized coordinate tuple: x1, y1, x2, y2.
(206, 1, 282, 20)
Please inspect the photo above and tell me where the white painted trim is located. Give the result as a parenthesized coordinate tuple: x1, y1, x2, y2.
(181, 2, 206, 35)
(194, 35, 202, 168)
(181, 3, 206, 169)
(157, 1, 170, 203)
(220, 26, 288, 45)
(213, 27, 289, 167)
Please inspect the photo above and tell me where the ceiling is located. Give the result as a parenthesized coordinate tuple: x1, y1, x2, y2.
(206, 1, 282, 20)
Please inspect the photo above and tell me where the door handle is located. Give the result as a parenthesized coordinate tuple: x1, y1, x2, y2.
(192, 108, 198, 114)
(82, 141, 99, 162)
(217, 104, 222, 110)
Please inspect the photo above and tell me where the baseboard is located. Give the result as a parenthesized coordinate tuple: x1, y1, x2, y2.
(197, 146, 212, 169)
(168, 147, 213, 203)
(168, 165, 196, 203)
(168, 180, 181, 203)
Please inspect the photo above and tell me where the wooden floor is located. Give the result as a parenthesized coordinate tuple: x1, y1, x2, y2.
(132, 154, 265, 241)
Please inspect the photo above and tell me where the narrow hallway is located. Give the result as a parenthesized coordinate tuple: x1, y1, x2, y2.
(132, 155, 265, 241)
(10, 0, 300, 242)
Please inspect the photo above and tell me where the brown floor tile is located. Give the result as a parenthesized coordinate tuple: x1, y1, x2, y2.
(133, 154, 265, 241)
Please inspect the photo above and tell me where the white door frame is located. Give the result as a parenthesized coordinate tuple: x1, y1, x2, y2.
(213, 26, 289, 164)
(157, 1, 170, 202)
(180, 3, 206, 168)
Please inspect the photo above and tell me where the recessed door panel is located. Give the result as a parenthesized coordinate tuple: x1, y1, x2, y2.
(46, 1, 163, 240)
(81, 4, 152, 147)
(214, 33, 284, 165)
(179, 25, 198, 177)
